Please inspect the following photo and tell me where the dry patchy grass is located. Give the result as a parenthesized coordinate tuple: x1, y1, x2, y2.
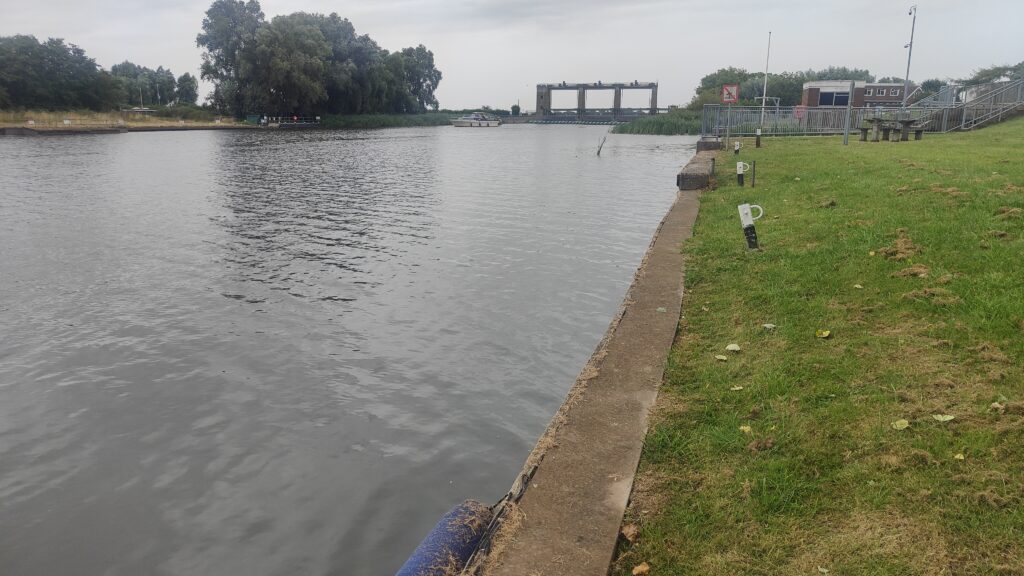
(616, 118, 1024, 576)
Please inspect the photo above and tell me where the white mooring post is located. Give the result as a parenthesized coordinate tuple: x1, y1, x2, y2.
(736, 162, 750, 186)
(738, 203, 764, 249)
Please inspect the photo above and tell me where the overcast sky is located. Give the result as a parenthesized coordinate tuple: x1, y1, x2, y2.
(2, 0, 1022, 110)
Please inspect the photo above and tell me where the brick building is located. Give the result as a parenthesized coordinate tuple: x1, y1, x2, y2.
(801, 81, 913, 107)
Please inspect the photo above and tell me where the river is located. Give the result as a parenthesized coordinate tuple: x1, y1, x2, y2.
(0, 125, 695, 575)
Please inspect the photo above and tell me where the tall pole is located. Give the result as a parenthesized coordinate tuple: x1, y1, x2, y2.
(760, 30, 772, 127)
(902, 5, 917, 108)
(842, 80, 854, 145)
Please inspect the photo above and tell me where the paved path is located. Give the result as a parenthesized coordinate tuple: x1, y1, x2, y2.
(485, 189, 701, 575)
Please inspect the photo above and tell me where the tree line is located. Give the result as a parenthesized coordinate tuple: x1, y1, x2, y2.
(197, 0, 442, 117)
(0, 0, 442, 116)
(0, 35, 199, 110)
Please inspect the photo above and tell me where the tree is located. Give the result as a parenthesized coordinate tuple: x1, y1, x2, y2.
(245, 13, 329, 113)
(961, 61, 1024, 86)
(111, 61, 177, 107)
(511, 103, 520, 116)
(806, 67, 874, 82)
(197, 0, 265, 115)
(0, 35, 123, 110)
(195, 0, 444, 116)
(153, 66, 176, 105)
(175, 73, 199, 104)
(400, 45, 441, 111)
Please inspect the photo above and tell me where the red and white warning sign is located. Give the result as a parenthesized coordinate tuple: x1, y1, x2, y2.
(721, 84, 739, 104)
(720, 83, 737, 103)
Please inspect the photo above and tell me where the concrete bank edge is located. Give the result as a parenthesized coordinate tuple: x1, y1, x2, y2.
(464, 148, 715, 575)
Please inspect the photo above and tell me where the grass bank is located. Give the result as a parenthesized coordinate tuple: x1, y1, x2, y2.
(0, 108, 228, 128)
(320, 112, 453, 129)
(612, 109, 700, 135)
(615, 118, 1024, 575)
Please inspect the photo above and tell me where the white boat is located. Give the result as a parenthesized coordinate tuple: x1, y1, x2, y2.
(450, 113, 501, 127)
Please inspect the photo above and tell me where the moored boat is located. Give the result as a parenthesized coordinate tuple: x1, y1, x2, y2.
(450, 112, 501, 127)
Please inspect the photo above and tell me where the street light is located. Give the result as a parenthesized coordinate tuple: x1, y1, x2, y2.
(903, 5, 917, 108)
(760, 30, 772, 127)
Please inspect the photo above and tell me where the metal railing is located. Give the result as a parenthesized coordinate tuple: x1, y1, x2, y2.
(702, 78, 1024, 136)
(701, 105, 932, 137)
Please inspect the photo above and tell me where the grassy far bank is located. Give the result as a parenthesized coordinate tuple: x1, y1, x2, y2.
(0, 108, 233, 128)
(612, 109, 701, 135)
(615, 118, 1024, 575)
(1, 109, 463, 130)
(320, 111, 453, 129)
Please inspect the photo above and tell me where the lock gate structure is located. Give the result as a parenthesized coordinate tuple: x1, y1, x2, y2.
(535, 81, 660, 122)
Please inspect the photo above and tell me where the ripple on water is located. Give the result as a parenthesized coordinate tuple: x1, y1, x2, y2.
(0, 127, 695, 575)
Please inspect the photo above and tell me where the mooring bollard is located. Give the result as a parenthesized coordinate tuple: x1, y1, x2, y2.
(751, 161, 756, 188)
(738, 203, 764, 249)
(736, 162, 750, 187)
(734, 140, 741, 155)
(755, 128, 762, 148)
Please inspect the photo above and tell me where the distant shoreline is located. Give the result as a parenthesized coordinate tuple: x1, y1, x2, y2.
(0, 124, 257, 136)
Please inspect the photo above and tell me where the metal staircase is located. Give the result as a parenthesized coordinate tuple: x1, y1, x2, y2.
(911, 78, 1024, 132)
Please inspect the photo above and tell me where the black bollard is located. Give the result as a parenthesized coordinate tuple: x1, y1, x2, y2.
(738, 203, 764, 250)
(743, 224, 759, 249)
(752, 161, 756, 188)
(734, 141, 740, 155)
(755, 128, 762, 148)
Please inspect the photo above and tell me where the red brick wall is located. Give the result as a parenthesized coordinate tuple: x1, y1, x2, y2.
(853, 88, 866, 107)
(802, 88, 819, 107)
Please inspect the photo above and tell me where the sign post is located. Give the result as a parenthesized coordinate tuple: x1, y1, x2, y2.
(842, 80, 854, 145)
(722, 84, 739, 145)
(794, 104, 807, 134)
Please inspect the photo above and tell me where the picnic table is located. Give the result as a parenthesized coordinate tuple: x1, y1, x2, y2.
(863, 117, 887, 142)
(861, 117, 926, 142)
(896, 119, 916, 141)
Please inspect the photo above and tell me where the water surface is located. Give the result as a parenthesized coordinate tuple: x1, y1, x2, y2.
(0, 126, 694, 575)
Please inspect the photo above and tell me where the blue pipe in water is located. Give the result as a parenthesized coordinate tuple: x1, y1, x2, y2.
(395, 500, 493, 576)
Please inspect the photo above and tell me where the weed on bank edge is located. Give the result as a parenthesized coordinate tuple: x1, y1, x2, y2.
(614, 118, 1024, 576)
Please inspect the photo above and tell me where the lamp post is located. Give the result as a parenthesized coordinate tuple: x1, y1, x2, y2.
(902, 5, 917, 108)
(759, 30, 772, 127)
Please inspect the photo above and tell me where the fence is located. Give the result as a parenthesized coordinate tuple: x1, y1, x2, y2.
(702, 78, 1024, 137)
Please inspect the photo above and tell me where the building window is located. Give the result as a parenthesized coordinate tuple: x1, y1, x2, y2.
(891, 88, 900, 96)
(817, 91, 850, 106)
(865, 88, 873, 96)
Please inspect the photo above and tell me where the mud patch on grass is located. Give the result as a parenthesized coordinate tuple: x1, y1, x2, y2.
(930, 184, 964, 197)
(878, 228, 920, 260)
(903, 287, 960, 306)
(970, 342, 1009, 364)
(893, 264, 930, 278)
(994, 206, 1022, 220)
